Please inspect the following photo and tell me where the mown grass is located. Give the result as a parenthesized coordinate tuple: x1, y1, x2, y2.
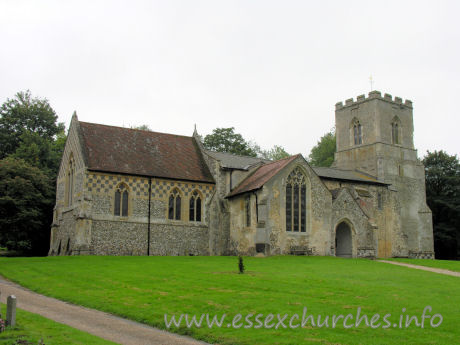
(0, 303, 116, 345)
(387, 258, 460, 272)
(0, 256, 458, 345)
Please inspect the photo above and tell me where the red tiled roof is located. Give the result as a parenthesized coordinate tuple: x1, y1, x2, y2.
(78, 121, 214, 183)
(227, 155, 300, 197)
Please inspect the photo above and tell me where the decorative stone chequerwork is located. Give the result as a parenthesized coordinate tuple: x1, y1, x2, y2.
(86, 173, 214, 200)
(50, 93, 434, 259)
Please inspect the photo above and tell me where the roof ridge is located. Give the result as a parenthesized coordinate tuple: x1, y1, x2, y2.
(79, 121, 193, 139)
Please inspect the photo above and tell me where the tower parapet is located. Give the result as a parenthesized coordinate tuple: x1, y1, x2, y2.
(333, 91, 433, 259)
(335, 91, 413, 110)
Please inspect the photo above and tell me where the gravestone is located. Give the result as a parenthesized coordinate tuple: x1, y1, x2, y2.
(6, 295, 16, 327)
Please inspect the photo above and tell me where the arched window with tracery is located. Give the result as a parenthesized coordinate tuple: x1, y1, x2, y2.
(351, 118, 362, 145)
(391, 116, 401, 145)
(286, 167, 307, 232)
(169, 188, 181, 220)
(114, 183, 129, 217)
(189, 190, 202, 222)
(66, 156, 75, 206)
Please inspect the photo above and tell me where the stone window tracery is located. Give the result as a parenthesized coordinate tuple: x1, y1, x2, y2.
(189, 190, 202, 222)
(286, 167, 306, 232)
(114, 183, 129, 217)
(351, 119, 363, 145)
(168, 188, 181, 220)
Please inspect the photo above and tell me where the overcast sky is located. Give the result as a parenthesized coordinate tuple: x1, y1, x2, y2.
(1, 0, 459, 157)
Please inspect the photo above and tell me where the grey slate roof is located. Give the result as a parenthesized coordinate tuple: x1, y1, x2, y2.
(205, 150, 271, 170)
(313, 167, 387, 185)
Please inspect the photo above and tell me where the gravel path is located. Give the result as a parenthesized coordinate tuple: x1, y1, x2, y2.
(0, 277, 210, 345)
(378, 260, 460, 277)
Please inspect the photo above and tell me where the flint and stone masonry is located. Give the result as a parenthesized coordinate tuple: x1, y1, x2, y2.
(49, 91, 434, 259)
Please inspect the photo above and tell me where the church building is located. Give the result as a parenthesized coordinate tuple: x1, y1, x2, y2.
(49, 91, 434, 259)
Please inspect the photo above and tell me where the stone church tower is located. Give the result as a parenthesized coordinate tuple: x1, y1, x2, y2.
(333, 91, 433, 258)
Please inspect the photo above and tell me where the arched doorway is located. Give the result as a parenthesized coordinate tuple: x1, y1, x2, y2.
(335, 222, 352, 258)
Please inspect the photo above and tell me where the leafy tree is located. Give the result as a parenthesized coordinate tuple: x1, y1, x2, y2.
(0, 90, 64, 159)
(308, 130, 336, 167)
(203, 127, 258, 157)
(423, 150, 460, 259)
(0, 91, 65, 255)
(10, 129, 66, 177)
(0, 158, 54, 254)
(260, 145, 290, 161)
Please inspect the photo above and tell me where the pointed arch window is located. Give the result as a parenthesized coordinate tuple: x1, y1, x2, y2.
(286, 167, 306, 232)
(114, 183, 129, 217)
(189, 190, 202, 222)
(352, 119, 363, 145)
(169, 188, 181, 220)
(66, 156, 75, 206)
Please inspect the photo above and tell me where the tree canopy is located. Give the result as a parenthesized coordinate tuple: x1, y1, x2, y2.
(0, 90, 64, 159)
(203, 127, 258, 157)
(0, 90, 65, 255)
(259, 145, 290, 161)
(423, 150, 460, 259)
(203, 127, 290, 160)
(308, 130, 336, 167)
(0, 158, 54, 253)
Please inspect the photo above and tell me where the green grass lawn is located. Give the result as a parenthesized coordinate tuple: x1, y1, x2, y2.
(386, 258, 460, 272)
(0, 304, 116, 345)
(0, 256, 458, 345)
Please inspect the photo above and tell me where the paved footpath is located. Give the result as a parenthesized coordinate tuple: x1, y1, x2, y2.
(0, 277, 210, 345)
(378, 260, 460, 277)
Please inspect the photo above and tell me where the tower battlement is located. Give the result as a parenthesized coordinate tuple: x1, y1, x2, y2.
(335, 91, 413, 110)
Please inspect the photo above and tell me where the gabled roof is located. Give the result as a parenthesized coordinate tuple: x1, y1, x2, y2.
(227, 155, 300, 197)
(205, 150, 270, 170)
(78, 121, 214, 183)
(313, 167, 387, 185)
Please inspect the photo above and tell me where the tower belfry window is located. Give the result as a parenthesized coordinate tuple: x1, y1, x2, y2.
(392, 122, 400, 144)
(352, 119, 362, 145)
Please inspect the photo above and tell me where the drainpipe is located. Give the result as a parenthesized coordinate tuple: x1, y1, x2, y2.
(147, 177, 152, 256)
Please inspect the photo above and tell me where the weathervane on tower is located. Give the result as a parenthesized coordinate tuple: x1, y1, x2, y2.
(369, 75, 374, 91)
